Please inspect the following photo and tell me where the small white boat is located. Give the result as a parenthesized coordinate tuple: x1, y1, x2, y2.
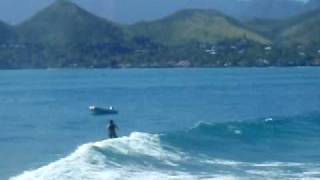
(89, 106, 118, 115)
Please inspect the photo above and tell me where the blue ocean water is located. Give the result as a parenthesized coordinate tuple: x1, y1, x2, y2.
(1, 68, 320, 179)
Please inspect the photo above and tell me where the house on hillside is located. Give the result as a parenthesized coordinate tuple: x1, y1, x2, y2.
(257, 59, 270, 66)
(264, 46, 272, 51)
(176, 60, 191, 67)
(231, 46, 237, 50)
(205, 46, 217, 55)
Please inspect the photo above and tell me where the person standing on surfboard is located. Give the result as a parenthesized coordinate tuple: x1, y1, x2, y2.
(107, 120, 118, 139)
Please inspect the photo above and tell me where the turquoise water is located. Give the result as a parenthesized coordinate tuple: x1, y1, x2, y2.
(1, 68, 320, 179)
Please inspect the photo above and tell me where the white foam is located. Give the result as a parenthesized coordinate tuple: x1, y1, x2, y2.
(251, 162, 303, 167)
(94, 132, 182, 161)
(202, 159, 243, 166)
(10, 132, 192, 180)
(234, 130, 242, 135)
(11, 132, 320, 180)
(264, 117, 273, 122)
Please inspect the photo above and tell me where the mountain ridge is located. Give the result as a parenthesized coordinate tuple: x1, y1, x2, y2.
(246, 7, 320, 46)
(0, 0, 319, 69)
(16, 0, 124, 46)
(128, 9, 271, 46)
(279, 8, 320, 45)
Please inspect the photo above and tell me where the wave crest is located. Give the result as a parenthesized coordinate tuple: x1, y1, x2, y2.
(10, 132, 188, 180)
(11, 114, 320, 180)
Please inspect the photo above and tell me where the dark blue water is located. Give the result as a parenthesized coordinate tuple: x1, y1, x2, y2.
(1, 68, 320, 179)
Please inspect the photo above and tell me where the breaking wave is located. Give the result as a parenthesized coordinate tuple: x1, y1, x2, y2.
(11, 114, 320, 180)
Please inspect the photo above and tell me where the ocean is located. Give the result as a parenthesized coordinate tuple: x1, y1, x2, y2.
(1, 68, 320, 179)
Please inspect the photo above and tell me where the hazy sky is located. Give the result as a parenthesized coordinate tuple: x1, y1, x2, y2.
(0, 0, 311, 25)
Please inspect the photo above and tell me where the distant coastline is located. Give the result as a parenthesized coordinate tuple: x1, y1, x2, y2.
(0, 0, 319, 69)
(1, 64, 320, 71)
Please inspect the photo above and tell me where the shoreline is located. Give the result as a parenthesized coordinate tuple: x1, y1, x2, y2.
(0, 65, 320, 71)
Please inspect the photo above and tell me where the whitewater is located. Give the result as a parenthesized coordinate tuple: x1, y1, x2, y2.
(11, 115, 320, 180)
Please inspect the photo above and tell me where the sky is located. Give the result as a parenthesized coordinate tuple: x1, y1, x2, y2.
(0, 0, 311, 25)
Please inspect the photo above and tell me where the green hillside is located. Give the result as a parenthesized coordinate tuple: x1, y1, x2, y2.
(246, 18, 287, 39)
(1, 0, 320, 69)
(0, 21, 16, 43)
(247, 8, 320, 46)
(16, 0, 124, 46)
(279, 9, 320, 45)
(9, 0, 130, 68)
(128, 9, 271, 46)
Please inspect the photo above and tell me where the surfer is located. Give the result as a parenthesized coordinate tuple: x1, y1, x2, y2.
(107, 120, 118, 139)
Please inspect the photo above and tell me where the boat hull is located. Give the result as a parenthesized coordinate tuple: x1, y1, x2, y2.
(89, 106, 118, 115)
